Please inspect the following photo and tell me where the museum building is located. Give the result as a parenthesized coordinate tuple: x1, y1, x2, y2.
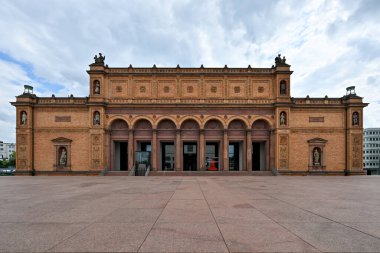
(12, 54, 367, 175)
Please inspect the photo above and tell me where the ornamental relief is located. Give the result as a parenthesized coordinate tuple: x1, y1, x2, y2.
(228, 81, 247, 98)
(181, 80, 199, 98)
(205, 80, 223, 98)
(279, 135, 288, 169)
(91, 134, 102, 170)
(252, 80, 270, 98)
(132, 81, 152, 97)
(352, 134, 361, 168)
(157, 81, 176, 97)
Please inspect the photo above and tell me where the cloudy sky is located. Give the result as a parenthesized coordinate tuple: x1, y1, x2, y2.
(1, 0, 379, 143)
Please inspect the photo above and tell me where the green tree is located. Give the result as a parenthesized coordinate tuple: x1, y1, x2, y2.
(8, 151, 16, 167)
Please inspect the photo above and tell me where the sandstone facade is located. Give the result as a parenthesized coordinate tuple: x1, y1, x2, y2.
(11, 54, 368, 175)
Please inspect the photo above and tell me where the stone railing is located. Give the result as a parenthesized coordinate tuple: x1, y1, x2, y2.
(107, 67, 274, 74)
(37, 97, 88, 105)
(292, 97, 342, 105)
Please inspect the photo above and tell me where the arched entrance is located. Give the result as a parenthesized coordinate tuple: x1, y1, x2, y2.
(181, 119, 200, 171)
(204, 119, 223, 170)
(252, 119, 270, 171)
(157, 119, 176, 171)
(134, 119, 153, 166)
(110, 119, 129, 171)
(228, 120, 246, 171)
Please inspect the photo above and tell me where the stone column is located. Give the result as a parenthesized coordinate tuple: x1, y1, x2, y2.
(199, 129, 205, 170)
(152, 129, 157, 171)
(175, 129, 181, 171)
(223, 129, 229, 171)
(246, 130, 252, 171)
(128, 129, 134, 170)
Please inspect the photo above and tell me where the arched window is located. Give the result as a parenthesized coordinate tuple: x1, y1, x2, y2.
(352, 112, 359, 126)
(280, 80, 287, 95)
(93, 80, 100, 94)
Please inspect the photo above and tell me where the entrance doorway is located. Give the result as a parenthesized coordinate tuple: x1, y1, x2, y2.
(206, 142, 219, 170)
(252, 142, 266, 171)
(139, 142, 151, 152)
(114, 141, 128, 171)
(229, 142, 241, 171)
(183, 142, 197, 171)
(161, 142, 175, 171)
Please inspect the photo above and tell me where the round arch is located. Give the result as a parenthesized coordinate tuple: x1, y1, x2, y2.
(131, 116, 154, 129)
(179, 116, 202, 129)
(251, 116, 273, 129)
(202, 116, 226, 129)
(155, 116, 179, 129)
(106, 115, 130, 129)
(226, 116, 249, 129)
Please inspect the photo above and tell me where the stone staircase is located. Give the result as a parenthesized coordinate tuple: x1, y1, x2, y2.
(148, 170, 274, 176)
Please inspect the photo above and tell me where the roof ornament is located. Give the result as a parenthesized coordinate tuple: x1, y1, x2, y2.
(274, 54, 290, 67)
(346, 86, 356, 96)
(93, 53, 105, 65)
(24, 85, 33, 94)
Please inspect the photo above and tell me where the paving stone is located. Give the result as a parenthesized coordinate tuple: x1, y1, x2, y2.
(139, 222, 228, 252)
(49, 223, 152, 252)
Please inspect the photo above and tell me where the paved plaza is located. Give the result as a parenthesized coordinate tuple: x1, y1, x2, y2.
(1, 176, 380, 252)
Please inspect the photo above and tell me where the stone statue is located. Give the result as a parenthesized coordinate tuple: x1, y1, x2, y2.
(353, 112, 359, 125)
(94, 81, 100, 94)
(274, 54, 289, 67)
(21, 111, 27, 125)
(280, 112, 286, 126)
(59, 148, 67, 166)
(94, 112, 100, 125)
(313, 148, 320, 165)
(93, 53, 105, 65)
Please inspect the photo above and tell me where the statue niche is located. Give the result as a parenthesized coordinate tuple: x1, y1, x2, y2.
(59, 147, 67, 166)
(280, 112, 286, 126)
(20, 111, 27, 125)
(93, 111, 101, 125)
(312, 147, 321, 166)
(352, 112, 359, 126)
(93, 80, 100, 95)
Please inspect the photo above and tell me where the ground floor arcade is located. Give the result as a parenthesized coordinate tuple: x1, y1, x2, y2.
(108, 118, 273, 172)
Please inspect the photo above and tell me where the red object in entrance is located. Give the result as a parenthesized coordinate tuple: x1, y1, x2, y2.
(208, 159, 218, 171)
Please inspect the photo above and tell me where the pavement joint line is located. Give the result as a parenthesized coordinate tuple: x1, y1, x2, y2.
(43, 200, 126, 252)
(197, 177, 231, 253)
(266, 193, 380, 241)
(233, 188, 322, 253)
(136, 178, 182, 253)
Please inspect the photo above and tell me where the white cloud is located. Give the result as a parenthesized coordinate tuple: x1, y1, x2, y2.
(0, 0, 379, 143)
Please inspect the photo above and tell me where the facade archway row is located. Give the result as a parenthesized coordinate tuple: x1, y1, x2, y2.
(107, 114, 274, 130)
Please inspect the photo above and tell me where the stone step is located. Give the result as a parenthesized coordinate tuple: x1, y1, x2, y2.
(148, 171, 274, 176)
(105, 171, 130, 176)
